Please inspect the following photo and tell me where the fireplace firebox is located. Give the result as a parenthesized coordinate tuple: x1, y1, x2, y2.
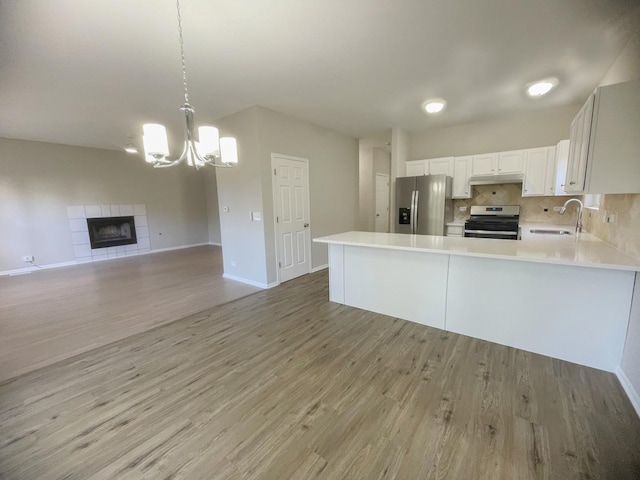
(87, 216, 137, 249)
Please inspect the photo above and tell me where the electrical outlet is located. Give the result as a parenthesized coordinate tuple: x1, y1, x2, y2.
(23, 255, 34, 263)
(608, 214, 616, 224)
(459, 206, 467, 212)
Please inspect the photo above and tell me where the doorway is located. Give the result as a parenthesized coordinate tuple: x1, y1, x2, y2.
(375, 173, 390, 232)
(272, 154, 312, 283)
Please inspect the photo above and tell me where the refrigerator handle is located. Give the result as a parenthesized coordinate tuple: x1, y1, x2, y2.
(413, 190, 419, 234)
(409, 190, 415, 233)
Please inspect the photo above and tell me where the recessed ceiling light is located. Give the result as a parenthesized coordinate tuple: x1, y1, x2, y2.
(526, 78, 558, 97)
(124, 144, 138, 154)
(423, 98, 446, 114)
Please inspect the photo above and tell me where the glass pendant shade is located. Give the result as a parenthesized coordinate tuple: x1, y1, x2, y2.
(143, 124, 169, 159)
(220, 137, 238, 164)
(140, 0, 237, 169)
(198, 126, 220, 157)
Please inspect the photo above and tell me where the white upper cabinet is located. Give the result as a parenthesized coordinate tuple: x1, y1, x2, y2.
(554, 140, 571, 196)
(565, 94, 594, 193)
(453, 156, 473, 198)
(471, 153, 497, 176)
(471, 151, 525, 177)
(428, 157, 454, 176)
(523, 147, 554, 197)
(497, 150, 525, 174)
(405, 160, 427, 176)
(566, 79, 640, 194)
(405, 157, 454, 177)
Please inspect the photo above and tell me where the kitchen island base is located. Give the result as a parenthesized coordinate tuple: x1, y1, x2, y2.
(327, 243, 635, 372)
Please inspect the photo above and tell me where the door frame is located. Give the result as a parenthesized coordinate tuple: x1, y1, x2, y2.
(271, 153, 312, 285)
(374, 173, 390, 232)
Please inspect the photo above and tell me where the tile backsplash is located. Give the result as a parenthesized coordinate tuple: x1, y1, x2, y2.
(582, 193, 640, 261)
(453, 183, 580, 225)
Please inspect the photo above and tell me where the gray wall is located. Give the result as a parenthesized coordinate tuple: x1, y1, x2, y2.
(0, 138, 209, 272)
(359, 147, 390, 231)
(257, 107, 359, 284)
(202, 169, 222, 244)
(214, 106, 359, 286)
(214, 107, 269, 285)
(408, 104, 581, 159)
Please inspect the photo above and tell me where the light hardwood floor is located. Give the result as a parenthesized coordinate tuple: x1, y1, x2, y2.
(1, 269, 639, 479)
(0, 245, 259, 381)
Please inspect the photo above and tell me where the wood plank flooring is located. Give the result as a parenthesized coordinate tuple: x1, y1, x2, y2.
(0, 246, 259, 381)
(1, 269, 639, 479)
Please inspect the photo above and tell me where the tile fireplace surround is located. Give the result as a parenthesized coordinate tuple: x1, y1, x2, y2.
(68, 204, 150, 263)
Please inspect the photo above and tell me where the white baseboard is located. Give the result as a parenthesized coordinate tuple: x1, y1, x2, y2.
(616, 366, 640, 419)
(311, 264, 328, 273)
(222, 273, 277, 289)
(0, 243, 216, 277)
(143, 243, 211, 255)
(1, 261, 77, 277)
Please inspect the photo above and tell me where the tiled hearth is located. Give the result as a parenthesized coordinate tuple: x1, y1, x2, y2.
(68, 204, 150, 263)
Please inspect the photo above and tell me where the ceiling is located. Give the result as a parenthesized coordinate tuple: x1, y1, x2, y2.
(1, 0, 639, 153)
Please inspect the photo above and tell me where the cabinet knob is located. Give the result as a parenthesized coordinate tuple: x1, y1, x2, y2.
(569, 181, 576, 185)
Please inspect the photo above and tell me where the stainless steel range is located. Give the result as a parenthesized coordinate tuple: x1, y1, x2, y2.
(464, 205, 520, 240)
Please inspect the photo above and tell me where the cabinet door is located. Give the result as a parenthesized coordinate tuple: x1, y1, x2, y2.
(498, 150, 524, 174)
(428, 157, 454, 176)
(543, 146, 557, 195)
(523, 148, 549, 196)
(453, 156, 472, 198)
(405, 160, 427, 176)
(471, 153, 497, 176)
(554, 140, 570, 195)
(565, 94, 594, 193)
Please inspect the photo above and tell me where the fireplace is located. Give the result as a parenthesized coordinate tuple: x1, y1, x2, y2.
(87, 216, 137, 249)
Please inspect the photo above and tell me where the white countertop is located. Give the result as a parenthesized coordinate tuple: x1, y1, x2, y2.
(314, 231, 640, 272)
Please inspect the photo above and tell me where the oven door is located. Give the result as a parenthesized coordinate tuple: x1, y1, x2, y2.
(464, 229, 519, 240)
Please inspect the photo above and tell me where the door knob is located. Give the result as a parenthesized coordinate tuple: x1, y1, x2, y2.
(304, 223, 309, 228)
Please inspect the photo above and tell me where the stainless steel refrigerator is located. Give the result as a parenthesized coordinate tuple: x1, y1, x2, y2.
(395, 174, 453, 235)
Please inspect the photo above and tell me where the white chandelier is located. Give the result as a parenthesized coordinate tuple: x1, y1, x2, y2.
(142, 0, 237, 169)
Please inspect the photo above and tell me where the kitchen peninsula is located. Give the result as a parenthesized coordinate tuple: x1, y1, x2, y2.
(314, 231, 640, 373)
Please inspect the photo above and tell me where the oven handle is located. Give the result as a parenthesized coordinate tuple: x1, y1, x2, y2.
(464, 229, 518, 235)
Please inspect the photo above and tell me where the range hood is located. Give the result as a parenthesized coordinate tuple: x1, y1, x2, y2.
(468, 173, 524, 185)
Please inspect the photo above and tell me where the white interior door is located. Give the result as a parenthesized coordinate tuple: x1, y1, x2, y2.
(375, 173, 390, 232)
(273, 154, 311, 283)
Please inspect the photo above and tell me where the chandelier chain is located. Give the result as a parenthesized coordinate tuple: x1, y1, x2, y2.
(176, 0, 189, 104)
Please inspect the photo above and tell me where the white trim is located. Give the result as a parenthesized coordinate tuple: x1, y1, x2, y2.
(144, 243, 211, 255)
(208, 242, 222, 246)
(271, 153, 312, 284)
(616, 366, 640, 419)
(311, 264, 328, 273)
(222, 273, 277, 289)
(2, 261, 78, 277)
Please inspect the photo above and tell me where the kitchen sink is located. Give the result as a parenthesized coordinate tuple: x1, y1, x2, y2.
(529, 228, 573, 235)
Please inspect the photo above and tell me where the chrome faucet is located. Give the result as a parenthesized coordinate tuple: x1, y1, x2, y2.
(559, 198, 584, 233)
